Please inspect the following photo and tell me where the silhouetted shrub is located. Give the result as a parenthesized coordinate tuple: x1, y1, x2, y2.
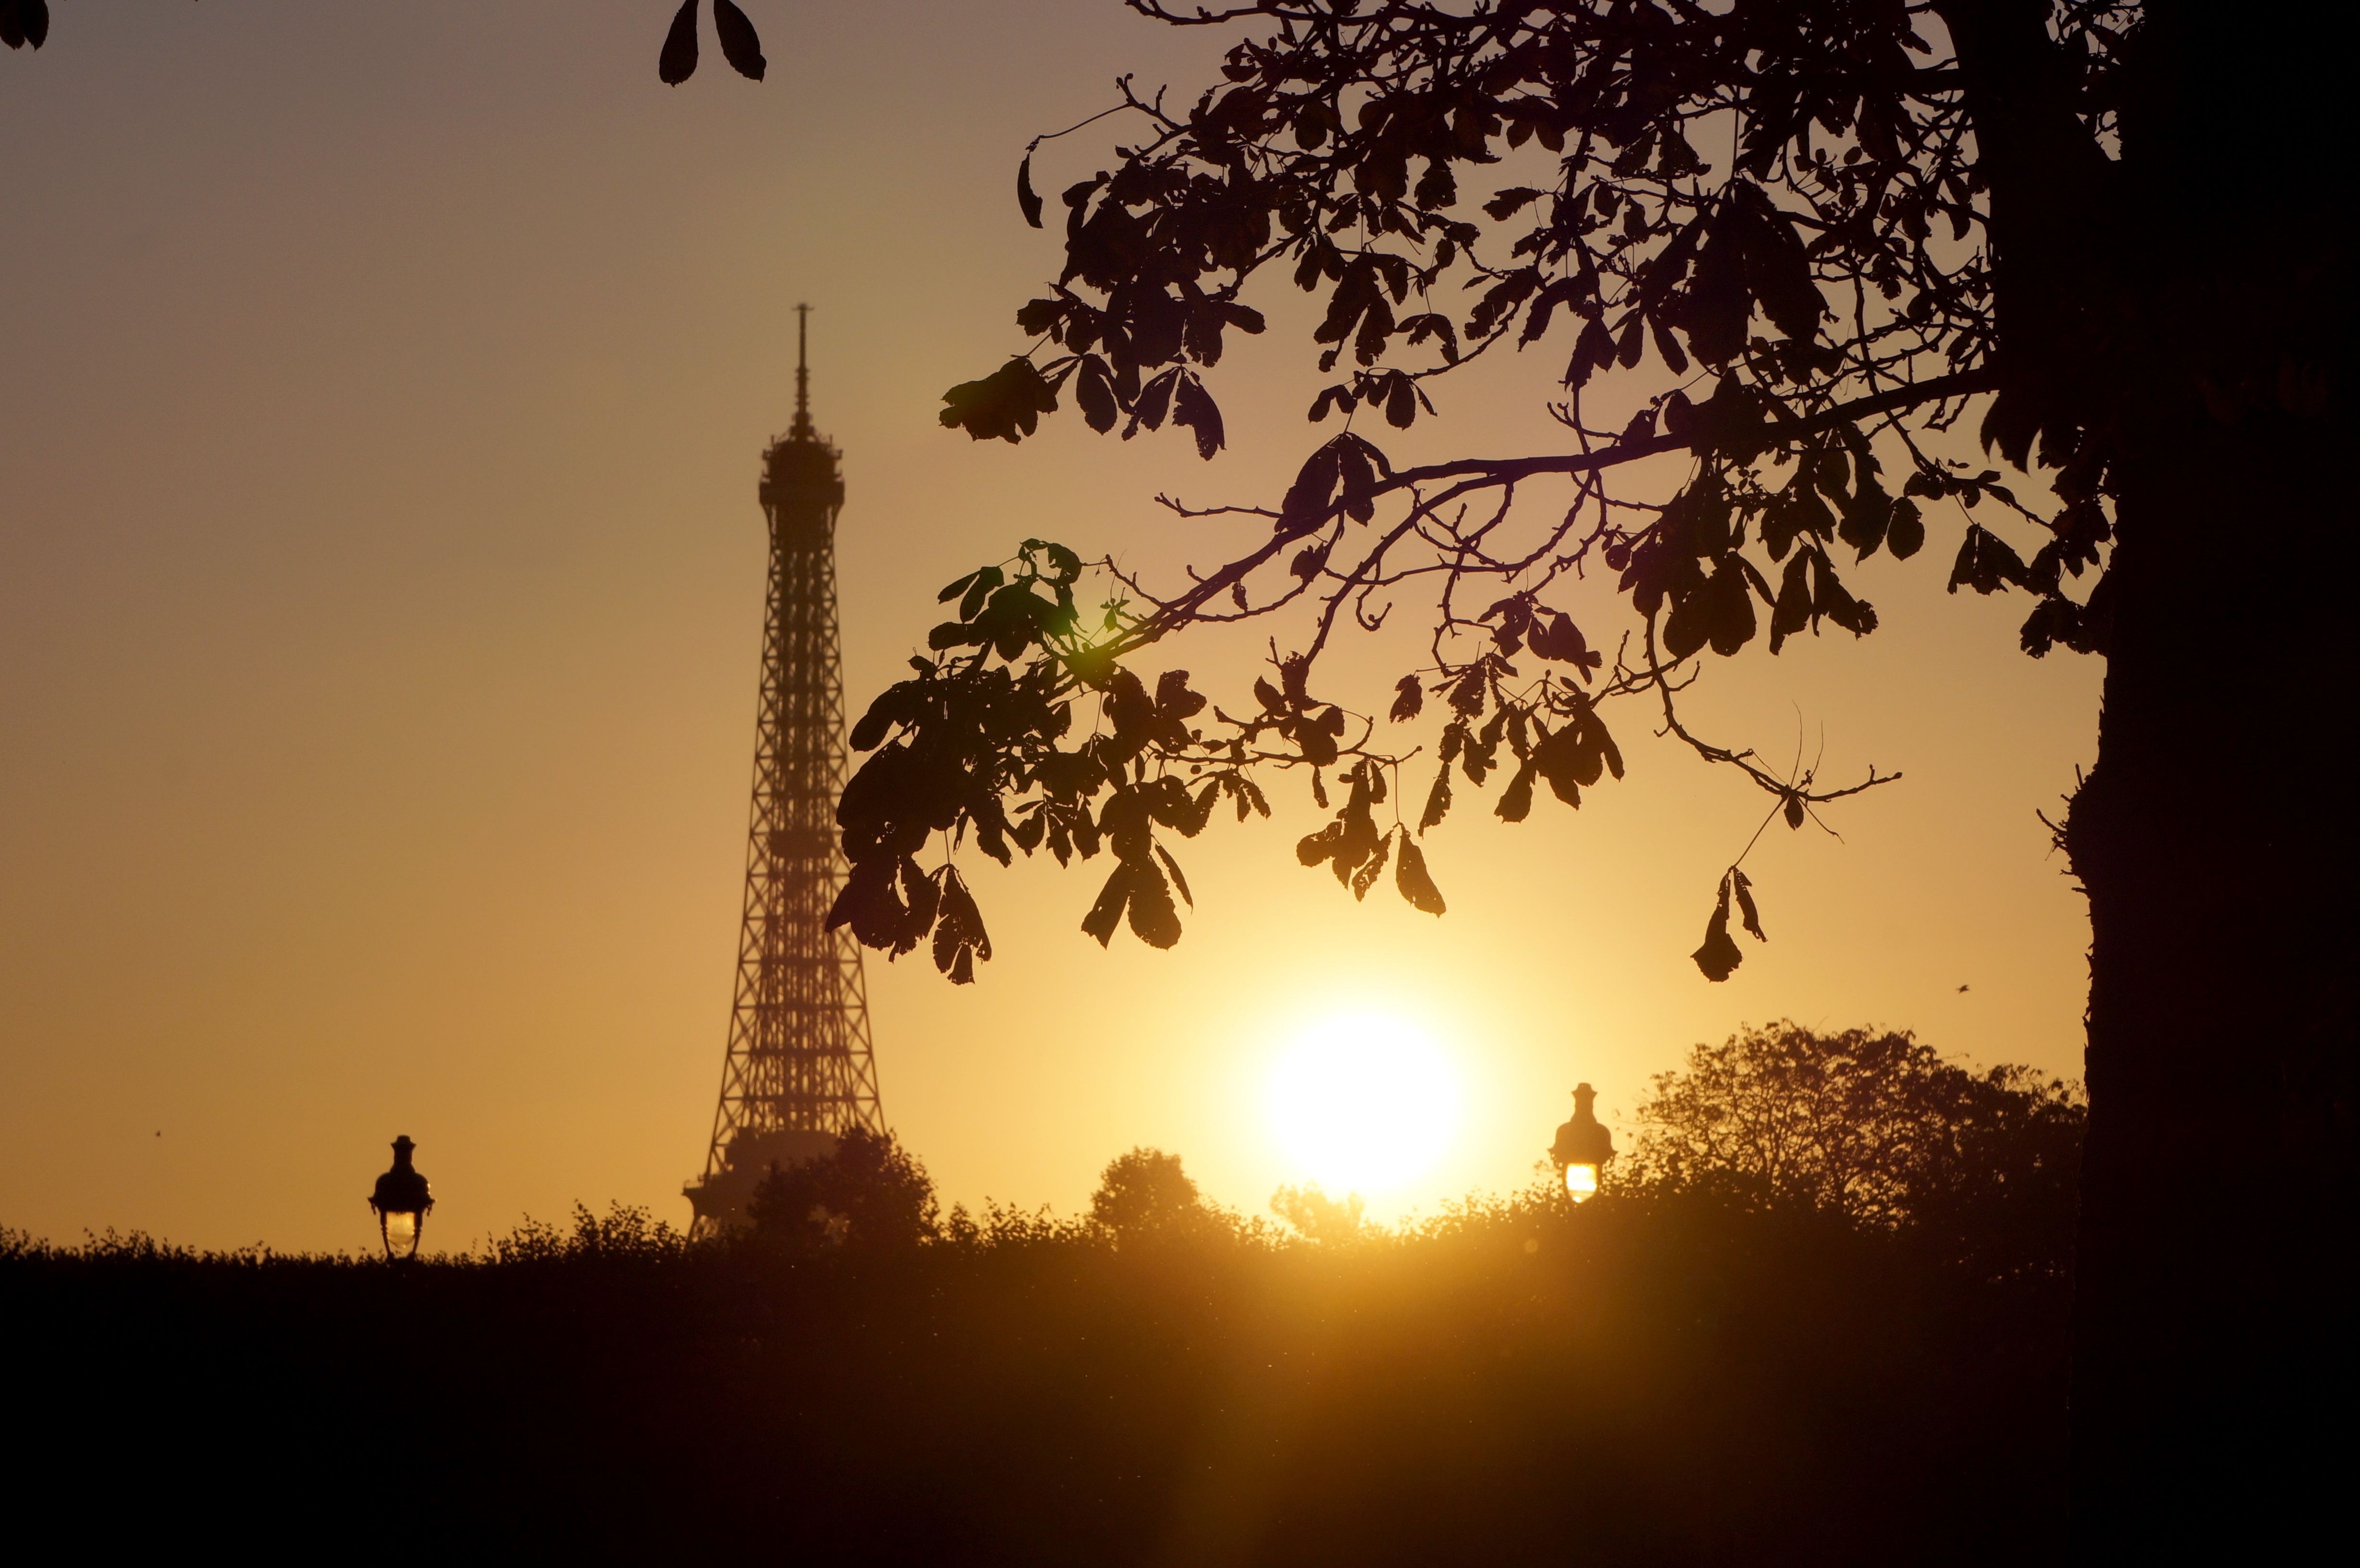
(1089, 1146, 1227, 1246)
(1269, 1181, 1368, 1244)
(1, 1146, 2070, 1564)
(485, 1201, 692, 1264)
(749, 1126, 939, 1252)
(1618, 1020, 2085, 1280)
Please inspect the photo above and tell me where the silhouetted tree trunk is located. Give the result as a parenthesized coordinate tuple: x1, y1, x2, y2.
(2040, 4, 2356, 1551)
(2070, 396, 2356, 1558)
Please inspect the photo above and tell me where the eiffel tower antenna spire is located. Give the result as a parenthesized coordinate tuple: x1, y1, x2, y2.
(790, 302, 815, 441)
(685, 308, 883, 1235)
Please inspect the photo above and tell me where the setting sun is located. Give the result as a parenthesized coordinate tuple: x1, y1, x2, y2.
(1266, 1013, 1463, 1196)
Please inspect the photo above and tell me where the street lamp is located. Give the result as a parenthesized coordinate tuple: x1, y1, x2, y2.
(369, 1135, 434, 1260)
(1549, 1083, 1614, 1204)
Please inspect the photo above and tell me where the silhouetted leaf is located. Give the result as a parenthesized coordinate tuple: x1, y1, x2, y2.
(1647, 313, 1690, 375)
(1016, 153, 1045, 229)
(1615, 312, 1646, 368)
(1075, 355, 1118, 433)
(713, 0, 765, 80)
(1173, 376, 1226, 460)
(1386, 374, 1418, 428)
(1737, 182, 1821, 342)
(1528, 612, 1601, 679)
(849, 684, 917, 752)
(940, 359, 1058, 443)
(1419, 761, 1452, 833)
(1811, 552, 1879, 635)
(658, 0, 699, 85)
(825, 858, 890, 942)
(1592, 712, 1624, 780)
(1733, 870, 1766, 941)
(2020, 594, 2089, 659)
(1483, 186, 1545, 221)
(1675, 203, 1750, 366)
(959, 566, 1005, 620)
(1810, 445, 1852, 505)
(1155, 669, 1208, 725)
(1529, 725, 1585, 808)
(1462, 707, 1505, 784)
(1839, 483, 1892, 559)
(1768, 552, 1812, 653)
(1496, 757, 1538, 822)
(1154, 844, 1193, 907)
(1693, 905, 1743, 981)
(1103, 669, 1156, 752)
(1566, 315, 1617, 388)
(1704, 557, 1757, 656)
(1126, 861, 1183, 947)
(1349, 831, 1392, 900)
(1081, 864, 1130, 946)
(1662, 583, 1709, 661)
(1009, 807, 1047, 852)
(1278, 433, 1389, 532)
(1389, 674, 1423, 722)
(931, 868, 992, 984)
(1126, 369, 1178, 440)
(1335, 435, 1386, 520)
(1297, 714, 1340, 767)
(1395, 839, 1445, 915)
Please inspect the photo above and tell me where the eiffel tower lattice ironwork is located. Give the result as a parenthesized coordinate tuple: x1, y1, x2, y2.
(685, 306, 883, 1236)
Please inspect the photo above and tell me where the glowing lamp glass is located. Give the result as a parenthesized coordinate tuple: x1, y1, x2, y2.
(1564, 1163, 1601, 1203)
(379, 1208, 422, 1260)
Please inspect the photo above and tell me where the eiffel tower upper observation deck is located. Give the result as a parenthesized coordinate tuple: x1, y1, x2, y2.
(685, 307, 883, 1236)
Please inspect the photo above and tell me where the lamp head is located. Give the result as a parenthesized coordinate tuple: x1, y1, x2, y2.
(370, 1137, 434, 1260)
(1549, 1082, 1615, 1204)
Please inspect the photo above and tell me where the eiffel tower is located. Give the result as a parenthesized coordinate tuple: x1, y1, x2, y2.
(685, 307, 883, 1236)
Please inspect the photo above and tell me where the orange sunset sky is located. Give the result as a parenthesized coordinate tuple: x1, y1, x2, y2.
(0, 3, 2100, 1252)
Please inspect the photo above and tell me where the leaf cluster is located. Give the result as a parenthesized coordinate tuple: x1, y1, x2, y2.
(1, 0, 49, 52)
(830, 541, 1294, 975)
(655, 0, 767, 86)
(887, 1, 2168, 980)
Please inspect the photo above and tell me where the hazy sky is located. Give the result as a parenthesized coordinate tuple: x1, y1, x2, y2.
(0, 3, 2101, 1252)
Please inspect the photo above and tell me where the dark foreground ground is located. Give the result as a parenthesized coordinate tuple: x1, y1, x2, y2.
(4, 1195, 2066, 1565)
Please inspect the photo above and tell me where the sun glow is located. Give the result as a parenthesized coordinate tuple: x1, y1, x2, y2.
(1266, 1012, 1462, 1196)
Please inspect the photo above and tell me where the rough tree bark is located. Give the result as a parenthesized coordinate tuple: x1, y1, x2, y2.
(2070, 381, 2356, 1557)
(2048, 3, 2354, 1551)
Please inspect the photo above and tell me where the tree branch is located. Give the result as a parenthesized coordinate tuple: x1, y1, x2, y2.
(1388, 369, 1999, 490)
